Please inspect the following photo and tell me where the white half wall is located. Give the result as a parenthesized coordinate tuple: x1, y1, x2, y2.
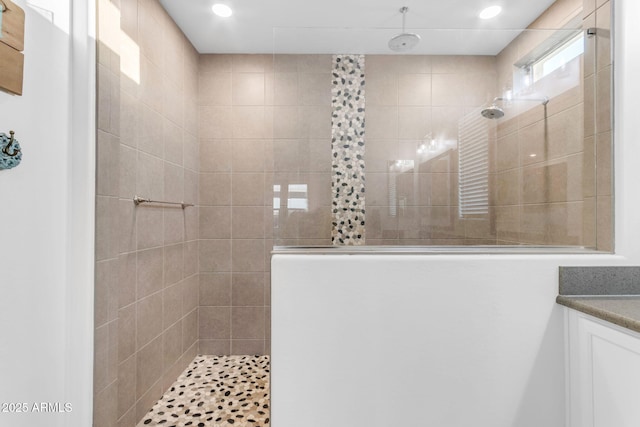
(272, 0, 640, 426)
(0, 1, 95, 426)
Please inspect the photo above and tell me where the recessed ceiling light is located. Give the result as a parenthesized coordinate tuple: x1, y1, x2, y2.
(479, 5, 502, 19)
(212, 3, 233, 17)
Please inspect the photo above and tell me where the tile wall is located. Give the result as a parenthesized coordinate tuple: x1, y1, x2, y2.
(365, 54, 498, 244)
(491, 0, 612, 249)
(197, 54, 334, 354)
(94, 0, 200, 425)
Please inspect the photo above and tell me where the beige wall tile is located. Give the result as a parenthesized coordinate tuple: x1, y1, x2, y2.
(596, 131, 612, 196)
(300, 106, 332, 139)
(200, 139, 232, 172)
(200, 54, 233, 73)
(118, 253, 137, 309)
(547, 154, 584, 202)
(199, 72, 232, 106)
(232, 54, 270, 73)
(520, 204, 549, 244)
(583, 13, 596, 77)
(273, 106, 302, 138)
(200, 173, 232, 206)
(164, 243, 184, 287)
(183, 275, 200, 314)
(117, 355, 136, 419)
(366, 74, 398, 106)
(137, 152, 164, 201)
(162, 118, 185, 166)
(97, 131, 120, 197)
(232, 73, 265, 106)
(584, 74, 596, 138)
(137, 247, 164, 299)
(136, 335, 163, 398)
(398, 74, 432, 106)
(162, 320, 183, 369)
(547, 104, 584, 159)
(299, 73, 332, 106)
(141, 57, 164, 113)
(135, 379, 164, 423)
(199, 307, 231, 339)
(200, 206, 231, 239)
(232, 139, 265, 172)
(232, 207, 265, 238)
(120, 144, 137, 199)
(366, 106, 398, 139)
(163, 208, 185, 245)
(183, 240, 199, 277)
(163, 282, 183, 328)
(232, 307, 265, 339)
(137, 292, 163, 349)
(297, 55, 331, 73)
(199, 106, 233, 139)
(199, 239, 232, 272)
(164, 162, 184, 203)
(199, 339, 231, 355)
(518, 120, 546, 166)
(182, 309, 198, 349)
(200, 273, 232, 306)
(596, 2, 612, 71)
(136, 206, 163, 250)
(93, 381, 117, 427)
(232, 106, 266, 138)
(232, 173, 266, 206)
(232, 240, 266, 272)
(162, 79, 185, 128)
(596, 196, 614, 251)
(95, 196, 120, 261)
(232, 273, 265, 306)
(95, 259, 118, 327)
(232, 340, 265, 355)
(431, 74, 466, 106)
(398, 107, 431, 139)
(118, 304, 136, 364)
(596, 66, 612, 133)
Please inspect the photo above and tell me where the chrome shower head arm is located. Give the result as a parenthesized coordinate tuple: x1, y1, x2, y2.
(492, 96, 549, 105)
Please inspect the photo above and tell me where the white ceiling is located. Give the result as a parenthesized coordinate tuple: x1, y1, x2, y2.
(159, 0, 558, 55)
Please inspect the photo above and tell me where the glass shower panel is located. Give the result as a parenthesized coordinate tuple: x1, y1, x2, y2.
(270, 19, 611, 250)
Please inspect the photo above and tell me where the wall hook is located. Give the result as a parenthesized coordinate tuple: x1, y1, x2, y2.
(0, 130, 23, 170)
(2, 131, 20, 157)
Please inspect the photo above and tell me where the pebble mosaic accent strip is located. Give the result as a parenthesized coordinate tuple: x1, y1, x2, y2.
(137, 355, 270, 427)
(331, 54, 366, 245)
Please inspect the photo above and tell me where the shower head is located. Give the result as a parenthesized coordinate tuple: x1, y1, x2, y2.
(389, 33, 421, 52)
(481, 104, 505, 119)
(480, 96, 549, 119)
(389, 7, 421, 52)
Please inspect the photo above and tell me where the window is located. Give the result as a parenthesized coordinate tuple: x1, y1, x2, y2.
(532, 33, 584, 82)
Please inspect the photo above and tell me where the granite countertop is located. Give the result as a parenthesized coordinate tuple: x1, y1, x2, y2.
(557, 266, 640, 334)
(556, 295, 640, 334)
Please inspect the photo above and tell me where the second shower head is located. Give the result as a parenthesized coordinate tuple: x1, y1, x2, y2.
(480, 96, 549, 120)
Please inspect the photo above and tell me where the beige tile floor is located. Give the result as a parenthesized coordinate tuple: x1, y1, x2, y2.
(137, 355, 270, 427)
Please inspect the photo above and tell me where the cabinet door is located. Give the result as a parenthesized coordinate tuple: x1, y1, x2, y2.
(567, 310, 640, 427)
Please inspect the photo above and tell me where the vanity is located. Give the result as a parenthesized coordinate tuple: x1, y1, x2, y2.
(557, 267, 640, 427)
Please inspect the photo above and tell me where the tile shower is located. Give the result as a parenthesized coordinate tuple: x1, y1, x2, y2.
(94, 0, 612, 425)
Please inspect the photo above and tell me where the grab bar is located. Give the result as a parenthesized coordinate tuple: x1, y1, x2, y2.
(133, 195, 194, 209)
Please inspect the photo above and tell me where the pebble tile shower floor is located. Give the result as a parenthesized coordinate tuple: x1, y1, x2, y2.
(137, 355, 270, 427)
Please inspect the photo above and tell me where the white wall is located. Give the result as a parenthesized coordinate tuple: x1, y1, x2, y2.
(0, 1, 94, 426)
(272, 1, 640, 426)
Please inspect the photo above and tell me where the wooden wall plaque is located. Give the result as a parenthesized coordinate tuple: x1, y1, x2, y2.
(0, 0, 25, 95)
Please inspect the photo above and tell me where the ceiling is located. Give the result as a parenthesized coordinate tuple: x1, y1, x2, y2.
(159, 0, 558, 55)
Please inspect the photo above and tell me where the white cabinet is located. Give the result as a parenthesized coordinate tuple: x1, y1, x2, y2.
(566, 309, 640, 427)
